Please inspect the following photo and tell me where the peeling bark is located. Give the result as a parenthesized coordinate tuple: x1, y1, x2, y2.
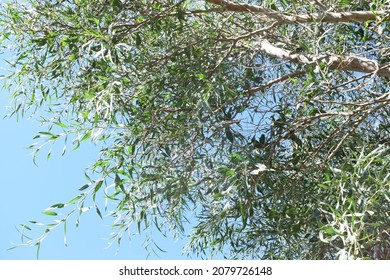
(207, 0, 390, 24)
(258, 40, 390, 78)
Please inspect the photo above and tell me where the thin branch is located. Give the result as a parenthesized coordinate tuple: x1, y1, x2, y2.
(246, 70, 307, 95)
(329, 72, 374, 90)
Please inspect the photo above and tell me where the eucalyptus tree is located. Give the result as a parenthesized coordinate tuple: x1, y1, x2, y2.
(1, 0, 389, 259)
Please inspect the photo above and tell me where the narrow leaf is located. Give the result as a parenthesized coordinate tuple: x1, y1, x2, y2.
(78, 184, 90, 191)
(96, 206, 103, 220)
(50, 203, 65, 209)
(42, 211, 57, 216)
(68, 195, 82, 204)
(94, 180, 103, 193)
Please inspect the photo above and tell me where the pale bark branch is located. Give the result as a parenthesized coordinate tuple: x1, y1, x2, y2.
(207, 0, 390, 24)
(258, 40, 390, 77)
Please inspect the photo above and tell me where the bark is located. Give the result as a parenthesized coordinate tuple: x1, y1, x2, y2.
(207, 0, 390, 24)
(258, 40, 390, 78)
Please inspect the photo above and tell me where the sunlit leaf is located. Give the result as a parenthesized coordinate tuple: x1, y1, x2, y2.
(42, 211, 57, 216)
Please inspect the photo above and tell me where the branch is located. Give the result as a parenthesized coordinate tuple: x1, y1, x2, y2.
(207, 0, 390, 24)
(246, 70, 307, 95)
(258, 40, 390, 77)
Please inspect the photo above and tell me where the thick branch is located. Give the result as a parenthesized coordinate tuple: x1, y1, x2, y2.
(207, 0, 390, 24)
(258, 40, 390, 77)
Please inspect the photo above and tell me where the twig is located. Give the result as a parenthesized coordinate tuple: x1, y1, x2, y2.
(246, 70, 307, 95)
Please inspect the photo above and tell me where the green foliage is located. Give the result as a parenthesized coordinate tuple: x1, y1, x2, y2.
(316, 146, 389, 259)
(1, 0, 389, 259)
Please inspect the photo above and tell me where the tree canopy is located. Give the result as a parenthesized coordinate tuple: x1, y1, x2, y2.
(1, 0, 389, 259)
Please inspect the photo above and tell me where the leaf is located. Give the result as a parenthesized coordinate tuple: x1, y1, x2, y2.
(152, 239, 167, 253)
(259, 134, 266, 145)
(20, 224, 31, 230)
(230, 153, 242, 161)
(322, 226, 337, 235)
(38, 131, 54, 136)
(36, 242, 41, 260)
(318, 183, 329, 189)
(80, 131, 92, 142)
(42, 211, 57, 216)
(78, 184, 90, 191)
(94, 180, 103, 193)
(218, 167, 235, 176)
(87, 17, 99, 25)
(69, 54, 77, 61)
(95, 206, 103, 220)
(63, 222, 67, 247)
(135, 33, 142, 46)
(72, 140, 80, 151)
(338, 0, 350, 8)
(29, 220, 44, 225)
(50, 203, 65, 209)
(61, 145, 66, 156)
(177, 8, 185, 21)
(68, 195, 82, 204)
(225, 127, 234, 143)
(110, 0, 122, 7)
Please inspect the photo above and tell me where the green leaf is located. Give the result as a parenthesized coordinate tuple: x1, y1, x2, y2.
(217, 167, 235, 176)
(81, 131, 92, 142)
(322, 226, 337, 235)
(87, 17, 100, 25)
(38, 131, 54, 136)
(20, 224, 31, 230)
(109, 0, 122, 7)
(135, 33, 142, 46)
(61, 145, 66, 156)
(95, 206, 103, 220)
(50, 203, 65, 208)
(68, 195, 82, 204)
(152, 239, 167, 253)
(69, 54, 77, 61)
(54, 122, 68, 128)
(225, 127, 234, 143)
(94, 180, 103, 193)
(230, 153, 242, 161)
(318, 183, 329, 189)
(42, 211, 57, 216)
(78, 184, 90, 191)
(177, 8, 185, 21)
(72, 140, 80, 151)
(36, 242, 41, 260)
(338, 0, 350, 8)
(259, 134, 266, 145)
